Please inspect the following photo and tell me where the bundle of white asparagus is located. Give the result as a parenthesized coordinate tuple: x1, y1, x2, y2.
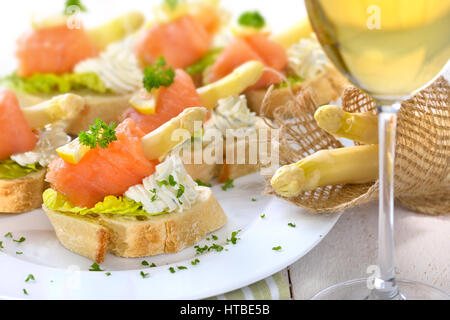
(271, 104, 379, 198)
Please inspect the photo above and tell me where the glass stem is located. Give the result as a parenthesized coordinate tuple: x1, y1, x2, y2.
(372, 106, 401, 300)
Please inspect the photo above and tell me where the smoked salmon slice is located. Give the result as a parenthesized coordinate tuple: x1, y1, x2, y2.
(134, 15, 211, 69)
(0, 90, 38, 160)
(123, 69, 204, 134)
(16, 25, 98, 77)
(46, 118, 158, 208)
(206, 34, 288, 90)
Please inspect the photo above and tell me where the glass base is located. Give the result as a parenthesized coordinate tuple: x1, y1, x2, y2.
(311, 279, 450, 300)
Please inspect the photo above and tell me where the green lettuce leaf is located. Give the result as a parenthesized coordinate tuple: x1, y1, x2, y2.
(274, 74, 305, 89)
(185, 48, 223, 76)
(43, 188, 167, 217)
(0, 72, 109, 95)
(0, 159, 41, 180)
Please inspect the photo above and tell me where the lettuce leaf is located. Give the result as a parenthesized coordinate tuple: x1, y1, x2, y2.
(1, 72, 109, 95)
(185, 48, 223, 76)
(43, 188, 166, 217)
(274, 74, 305, 89)
(0, 159, 41, 180)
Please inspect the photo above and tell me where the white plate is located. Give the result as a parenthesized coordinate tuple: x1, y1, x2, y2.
(0, 173, 340, 300)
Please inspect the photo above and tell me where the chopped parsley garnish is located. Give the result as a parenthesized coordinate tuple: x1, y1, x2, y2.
(212, 235, 218, 241)
(209, 244, 224, 252)
(252, 198, 257, 202)
(221, 179, 235, 191)
(169, 267, 176, 274)
(89, 263, 104, 272)
(16, 252, 23, 255)
(13, 237, 26, 243)
(64, 0, 87, 15)
(168, 175, 177, 186)
(143, 57, 175, 92)
(25, 274, 35, 282)
(164, 0, 179, 10)
(195, 179, 212, 188)
(0, 241, 3, 249)
(23, 289, 28, 295)
(227, 230, 241, 245)
(142, 261, 156, 268)
(151, 194, 157, 202)
(105, 272, 111, 276)
(79, 119, 118, 149)
(140, 271, 150, 279)
(288, 223, 296, 228)
(194, 245, 209, 255)
(272, 246, 282, 251)
(177, 266, 187, 270)
(158, 180, 169, 187)
(261, 214, 266, 219)
(176, 184, 185, 198)
(238, 11, 266, 29)
(4, 232, 13, 238)
(191, 259, 200, 266)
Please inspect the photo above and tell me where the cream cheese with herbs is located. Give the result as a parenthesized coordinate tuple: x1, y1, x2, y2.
(74, 37, 143, 94)
(124, 155, 199, 215)
(287, 37, 330, 80)
(11, 122, 71, 167)
(206, 95, 258, 136)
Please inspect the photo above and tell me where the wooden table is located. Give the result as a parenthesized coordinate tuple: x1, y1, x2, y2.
(281, 202, 450, 300)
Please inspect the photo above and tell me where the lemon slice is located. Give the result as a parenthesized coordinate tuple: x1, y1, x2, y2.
(56, 138, 91, 165)
(129, 88, 159, 115)
(141, 107, 207, 160)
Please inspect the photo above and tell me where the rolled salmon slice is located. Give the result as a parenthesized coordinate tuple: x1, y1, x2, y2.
(46, 118, 158, 208)
(16, 24, 98, 77)
(133, 15, 211, 69)
(0, 90, 38, 160)
(206, 34, 288, 90)
(123, 69, 204, 134)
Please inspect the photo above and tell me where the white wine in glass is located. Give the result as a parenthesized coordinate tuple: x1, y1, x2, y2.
(304, 0, 450, 300)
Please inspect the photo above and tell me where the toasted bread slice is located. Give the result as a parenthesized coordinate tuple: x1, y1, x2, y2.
(0, 170, 46, 213)
(44, 187, 227, 263)
(245, 67, 349, 118)
(16, 91, 132, 135)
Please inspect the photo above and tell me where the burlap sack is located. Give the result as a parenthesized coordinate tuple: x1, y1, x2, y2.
(264, 76, 450, 215)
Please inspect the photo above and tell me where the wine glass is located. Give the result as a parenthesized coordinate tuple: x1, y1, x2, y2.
(304, 0, 450, 300)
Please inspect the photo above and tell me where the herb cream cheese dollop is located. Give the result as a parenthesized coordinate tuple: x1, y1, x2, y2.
(74, 37, 143, 94)
(11, 122, 71, 167)
(124, 155, 199, 215)
(287, 37, 330, 80)
(206, 95, 258, 136)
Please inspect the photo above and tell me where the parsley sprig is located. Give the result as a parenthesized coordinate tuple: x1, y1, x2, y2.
(79, 119, 118, 149)
(238, 11, 266, 29)
(64, 0, 87, 15)
(143, 57, 175, 92)
(164, 0, 179, 10)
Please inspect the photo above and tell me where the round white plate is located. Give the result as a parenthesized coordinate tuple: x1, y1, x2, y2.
(0, 173, 340, 300)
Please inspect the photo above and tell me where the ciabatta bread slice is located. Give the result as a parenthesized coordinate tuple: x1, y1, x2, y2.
(16, 91, 132, 135)
(44, 187, 227, 263)
(0, 170, 46, 213)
